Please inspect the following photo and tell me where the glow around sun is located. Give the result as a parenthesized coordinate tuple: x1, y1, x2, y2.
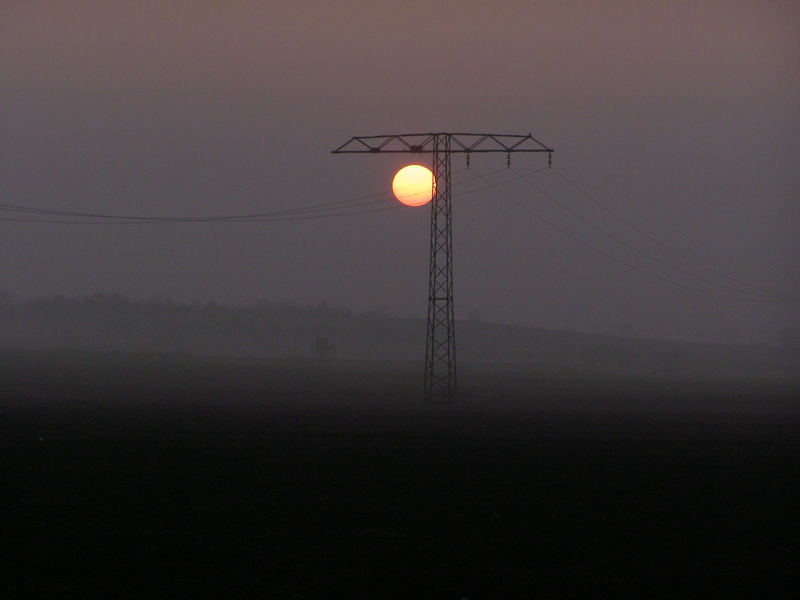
(392, 164, 435, 207)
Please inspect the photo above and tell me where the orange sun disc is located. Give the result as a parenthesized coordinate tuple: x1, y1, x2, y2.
(392, 164, 435, 207)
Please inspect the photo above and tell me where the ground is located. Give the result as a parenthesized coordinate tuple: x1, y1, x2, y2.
(2, 350, 798, 598)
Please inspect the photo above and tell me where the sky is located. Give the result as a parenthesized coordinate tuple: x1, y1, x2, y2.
(1, 1, 798, 343)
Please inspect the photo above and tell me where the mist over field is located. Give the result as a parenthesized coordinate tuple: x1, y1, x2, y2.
(2, 2, 799, 597)
(3, 291, 798, 595)
(2, 292, 798, 386)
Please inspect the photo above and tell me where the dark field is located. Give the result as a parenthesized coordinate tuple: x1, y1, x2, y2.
(2, 350, 799, 598)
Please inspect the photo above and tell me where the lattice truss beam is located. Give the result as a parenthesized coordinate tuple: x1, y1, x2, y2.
(332, 132, 553, 155)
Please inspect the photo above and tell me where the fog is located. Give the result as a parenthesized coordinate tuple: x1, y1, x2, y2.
(2, 1, 798, 345)
(5, 7, 800, 595)
(2, 294, 798, 394)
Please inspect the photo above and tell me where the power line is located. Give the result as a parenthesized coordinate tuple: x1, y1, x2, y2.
(0, 166, 539, 225)
(0, 186, 396, 222)
(511, 168, 795, 303)
(455, 166, 550, 198)
(0, 167, 485, 223)
(0, 204, 401, 225)
(4, 159, 792, 307)
(0, 169, 479, 222)
(470, 169, 794, 305)
(548, 167, 799, 302)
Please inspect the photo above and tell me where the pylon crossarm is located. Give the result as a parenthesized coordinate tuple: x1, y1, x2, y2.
(331, 132, 553, 155)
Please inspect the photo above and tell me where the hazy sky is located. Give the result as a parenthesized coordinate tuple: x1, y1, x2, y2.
(2, 1, 798, 342)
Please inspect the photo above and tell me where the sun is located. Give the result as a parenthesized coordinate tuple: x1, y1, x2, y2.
(392, 164, 435, 207)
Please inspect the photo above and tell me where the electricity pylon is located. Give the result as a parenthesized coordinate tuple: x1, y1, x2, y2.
(332, 133, 554, 403)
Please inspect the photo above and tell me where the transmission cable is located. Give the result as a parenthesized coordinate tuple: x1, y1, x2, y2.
(0, 205, 404, 225)
(511, 168, 794, 303)
(470, 169, 793, 304)
(0, 166, 537, 225)
(548, 167, 798, 302)
(0, 186, 397, 222)
(0, 167, 469, 222)
(0, 167, 490, 223)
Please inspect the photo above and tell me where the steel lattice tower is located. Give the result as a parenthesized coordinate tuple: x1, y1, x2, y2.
(332, 133, 553, 404)
(424, 134, 456, 403)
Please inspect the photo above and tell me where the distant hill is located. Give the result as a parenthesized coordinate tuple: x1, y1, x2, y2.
(1, 294, 798, 383)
